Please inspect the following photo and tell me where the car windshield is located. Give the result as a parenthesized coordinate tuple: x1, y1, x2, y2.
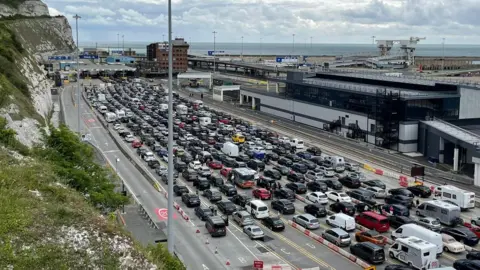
(258, 206, 268, 211)
(310, 218, 319, 223)
(252, 228, 262, 233)
(340, 194, 348, 197)
(340, 234, 350, 239)
(431, 220, 440, 225)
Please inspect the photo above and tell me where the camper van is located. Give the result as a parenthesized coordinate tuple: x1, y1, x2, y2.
(105, 112, 117, 123)
(416, 200, 461, 226)
(391, 223, 443, 256)
(222, 142, 239, 157)
(289, 138, 304, 149)
(434, 185, 475, 210)
(388, 236, 439, 270)
(115, 109, 125, 119)
(99, 105, 108, 114)
(199, 117, 211, 126)
(176, 104, 188, 115)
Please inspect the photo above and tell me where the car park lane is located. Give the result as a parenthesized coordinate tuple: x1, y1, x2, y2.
(61, 85, 267, 270)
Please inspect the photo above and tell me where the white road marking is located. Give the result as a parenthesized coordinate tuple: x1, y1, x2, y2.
(103, 150, 120, 154)
(202, 264, 209, 270)
(280, 248, 290, 255)
(238, 257, 246, 263)
(306, 243, 315, 249)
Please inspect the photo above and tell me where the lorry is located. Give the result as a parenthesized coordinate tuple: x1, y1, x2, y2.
(222, 142, 239, 157)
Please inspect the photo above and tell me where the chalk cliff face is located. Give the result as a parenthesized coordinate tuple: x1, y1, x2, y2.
(0, 0, 49, 17)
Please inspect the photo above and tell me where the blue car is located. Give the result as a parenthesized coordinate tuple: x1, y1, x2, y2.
(157, 148, 168, 157)
(297, 151, 312, 160)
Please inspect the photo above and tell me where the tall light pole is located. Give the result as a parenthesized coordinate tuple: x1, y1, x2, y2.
(310, 36, 313, 54)
(260, 37, 263, 60)
(371, 36, 376, 69)
(212, 31, 217, 73)
(122, 34, 125, 78)
(117, 33, 119, 53)
(442, 38, 445, 71)
(74, 14, 81, 135)
(167, 0, 175, 255)
(162, 34, 165, 42)
(116, 157, 124, 213)
(292, 34, 295, 55)
(241, 36, 244, 59)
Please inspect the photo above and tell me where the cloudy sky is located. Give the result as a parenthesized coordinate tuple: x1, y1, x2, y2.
(44, 0, 480, 45)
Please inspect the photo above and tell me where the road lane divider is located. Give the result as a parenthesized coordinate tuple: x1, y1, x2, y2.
(286, 220, 372, 269)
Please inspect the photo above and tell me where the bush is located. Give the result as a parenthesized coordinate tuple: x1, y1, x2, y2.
(146, 244, 186, 270)
(0, 116, 30, 155)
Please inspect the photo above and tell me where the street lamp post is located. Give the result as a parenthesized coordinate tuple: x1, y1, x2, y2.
(73, 14, 81, 135)
(212, 31, 217, 73)
(115, 157, 124, 214)
(310, 36, 313, 54)
(167, 0, 175, 255)
(442, 38, 445, 71)
(122, 35, 125, 78)
(292, 34, 295, 55)
(371, 36, 376, 69)
(241, 36, 244, 59)
(117, 33, 119, 53)
(260, 37, 263, 61)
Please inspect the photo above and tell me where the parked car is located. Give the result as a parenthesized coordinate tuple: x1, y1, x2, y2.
(292, 214, 320, 230)
(195, 207, 213, 221)
(243, 225, 264, 240)
(349, 242, 385, 264)
(354, 230, 387, 246)
(304, 203, 327, 218)
(322, 228, 351, 247)
(325, 191, 352, 202)
(262, 216, 285, 231)
(441, 233, 465, 253)
(271, 199, 295, 215)
(252, 188, 272, 200)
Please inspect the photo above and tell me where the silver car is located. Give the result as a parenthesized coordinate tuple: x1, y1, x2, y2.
(361, 186, 386, 198)
(322, 228, 351, 247)
(416, 217, 441, 231)
(243, 225, 264, 240)
(292, 214, 320, 230)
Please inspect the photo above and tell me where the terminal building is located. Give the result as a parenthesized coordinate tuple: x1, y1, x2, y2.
(146, 38, 189, 72)
(240, 71, 480, 181)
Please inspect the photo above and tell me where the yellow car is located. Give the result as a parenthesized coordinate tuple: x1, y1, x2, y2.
(232, 134, 245, 143)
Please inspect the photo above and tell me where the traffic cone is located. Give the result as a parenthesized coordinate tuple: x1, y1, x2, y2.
(196, 229, 200, 233)
(226, 260, 230, 266)
(215, 247, 218, 254)
(205, 238, 209, 244)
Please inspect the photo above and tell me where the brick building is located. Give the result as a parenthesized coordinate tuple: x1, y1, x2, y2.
(146, 38, 189, 72)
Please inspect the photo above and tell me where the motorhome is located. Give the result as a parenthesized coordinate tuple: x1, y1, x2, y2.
(199, 117, 211, 126)
(391, 223, 443, 256)
(289, 138, 304, 149)
(388, 236, 439, 270)
(176, 104, 188, 115)
(105, 112, 117, 123)
(416, 200, 461, 226)
(434, 185, 475, 210)
(115, 109, 125, 119)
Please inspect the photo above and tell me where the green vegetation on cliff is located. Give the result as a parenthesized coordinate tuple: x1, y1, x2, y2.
(0, 121, 185, 269)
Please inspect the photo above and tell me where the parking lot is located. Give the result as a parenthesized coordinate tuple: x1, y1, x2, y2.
(84, 78, 480, 270)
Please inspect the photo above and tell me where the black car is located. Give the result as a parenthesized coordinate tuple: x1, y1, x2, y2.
(265, 152, 279, 161)
(263, 169, 282, 180)
(236, 154, 250, 162)
(273, 165, 290, 175)
(272, 147, 287, 156)
(287, 171, 305, 183)
(182, 169, 198, 182)
(230, 194, 251, 207)
(203, 189, 222, 203)
(453, 259, 480, 270)
(219, 184, 238, 196)
(384, 265, 415, 270)
(207, 174, 224, 187)
(330, 202, 356, 216)
(346, 189, 375, 204)
(306, 146, 322, 156)
(194, 206, 213, 221)
(173, 185, 189, 196)
(299, 159, 316, 170)
(304, 203, 327, 218)
(216, 200, 237, 215)
(285, 182, 307, 194)
(384, 195, 414, 208)
(174, 160, 188, 172)
(277, 157, 293, 167)
(257, 176, 276, 189)
(262, 216, 285, 231)
(161, 174, 177, 185)
(306, 180, 328, 192)
(406, 185, 432, 198)
(271, 199, 295, 214)
(194, 177, 211, 191)
(441, 227, 480, 247)
(381, 204, 410, 217)
(285, 153, 301, 162)
(291, 163, 308, 174)
(467, 250, 480, 260)
(182, 193, 201, 207)
(322, 178, 343, 190)
(274, 188, 295, 201)
(247, 159, 265, 171)
(339, 175, 362, 188)
(388, 188, 414, 198)
(387, 215, 414, 229)
(363, 179, 386, 190)
(350, 242, 385, 265)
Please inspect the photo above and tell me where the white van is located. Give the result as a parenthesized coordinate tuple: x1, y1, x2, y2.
(245, 200, 269, 219)
(435, 185, 475, 210)
(388, 236, 439, 270)
(222, 142, 239, 157)
(105, 112, 117, 123)
(391, 223, 443, 256)
(99, 105, 108, 114)
(199, 117, 211, 126)
(326, 213, 356, 232)
(289, 138, 304, 149)
(159, 104, 168, 111)
(115, 109, 125, 119)
(330, 156, 345, 172)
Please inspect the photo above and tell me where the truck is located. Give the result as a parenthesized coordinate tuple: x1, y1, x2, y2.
(222, 142, 239, 157)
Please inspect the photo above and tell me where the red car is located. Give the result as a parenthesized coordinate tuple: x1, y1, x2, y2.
(208, 160, 223, 170)
(252, 188, 271, 200)
(191, 115, 198, 121)
(464, 223, 480, 237)
(132, 140, 143, 148)
(178, 122, 185, 129)
(220, 167, 232, 177)
(218, 118, 230, 124)
(207, 137, 216, 145)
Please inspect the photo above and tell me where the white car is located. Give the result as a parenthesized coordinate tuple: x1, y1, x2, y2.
(189, 160, 202, 170)
(143, 152, 155, 161)
(243, 225, 264, 240)
(278, 136, 290, 143)
(318, 166, 335, 177)
(306, 192, 328, 204)
(113, 123, 122, 130)
(263, 142, 273, 150)
(325, 191, 351, 203)
(124, 134, 135, 142)
(361, 186, 386, 198)
(442, 234, 465, 253)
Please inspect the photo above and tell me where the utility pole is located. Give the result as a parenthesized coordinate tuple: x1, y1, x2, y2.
(260, 37, 263, 60)
(122, 35, 125, 78)
(292, 34, 295, 55)
(442, 38, 445, 71)
(117, 33, 119, 54)
(74, 14, 81, 136)
(116, 158, 124, 213)
(371, 36, 376, 69)
(167, 0, 174, 255)
(212, 31, 217, 73)
(241, 36, 244, 60)
(310, 36, 313, 54)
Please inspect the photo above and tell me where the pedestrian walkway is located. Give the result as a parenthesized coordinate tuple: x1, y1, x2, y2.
(121, 204, 167, 246)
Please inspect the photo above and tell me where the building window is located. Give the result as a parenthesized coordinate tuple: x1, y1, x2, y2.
(370, 124, 376, 133)
(341, 117, 345, 125)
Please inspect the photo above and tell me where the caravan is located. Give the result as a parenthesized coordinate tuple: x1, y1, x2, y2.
(388, 236, 439, 270)
(391, 223, 443, 256)
(434, 185, 475, 210)
(105, 112, 117, 123)
(416, 200, 461, 226)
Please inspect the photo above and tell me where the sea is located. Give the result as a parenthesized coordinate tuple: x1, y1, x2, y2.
(79, 42, 480, 57)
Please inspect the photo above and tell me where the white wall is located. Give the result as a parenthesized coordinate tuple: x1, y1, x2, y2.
(399, 143, 418, 153)
(399, 123, 418, 141)
(261, 106, 293, 120)
(460, 87, 480, 119)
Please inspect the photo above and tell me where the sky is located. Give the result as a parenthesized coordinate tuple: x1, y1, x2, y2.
(44, 0, 480, 45)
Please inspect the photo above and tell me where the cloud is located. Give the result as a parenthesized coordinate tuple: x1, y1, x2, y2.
(41, 0, 480, 43)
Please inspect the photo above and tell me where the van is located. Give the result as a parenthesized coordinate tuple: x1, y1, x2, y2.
(289, 138, 304, 149)
(159, 104, 168, 111)
(416, 200, 461, 226)
(232, 211, 254, 227)
(99, 105, 108, 114)
(245, 200, 269, 219)
(355, 211, 390, 233)
(391, 223, 443, 256)
(388, 236, 439, 270)
(222, 142, 239, 157)
(326, 213, 356, 232)
(205, 216, 226, 237)
(330, 156, 345, 172)
(434, 185, 475, 210)
(350, 242, 385, 264)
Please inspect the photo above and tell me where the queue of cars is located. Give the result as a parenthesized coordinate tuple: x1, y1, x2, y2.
(88, 80, 480, 270)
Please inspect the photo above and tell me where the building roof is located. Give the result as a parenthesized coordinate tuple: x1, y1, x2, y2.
(422, 119, 480, 145)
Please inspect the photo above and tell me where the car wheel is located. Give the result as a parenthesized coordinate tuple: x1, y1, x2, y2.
(416, 211, 420, 216)
(473, 220, 477, 226)
(355, 236, 360, 242)
(326, 220, 331, 226)
(389, 252, 394, 259)
(335, 240, 340, 246)
(443, 246, 449, 252)
(337, 199, 339, 202)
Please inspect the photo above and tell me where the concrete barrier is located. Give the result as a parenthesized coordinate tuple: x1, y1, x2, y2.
(287, 220, 372, 269)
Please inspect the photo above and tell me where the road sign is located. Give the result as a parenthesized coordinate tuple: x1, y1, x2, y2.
(111, 50, 123, 54)
(207, 50, 225, 56)
(48, 55, 72, 60)
(253, 260, 263, 269)
(80, 55, 99, 59)
(276, 56, 298, 63)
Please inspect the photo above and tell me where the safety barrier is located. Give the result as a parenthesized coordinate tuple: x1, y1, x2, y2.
(287, 220, 372, 269)
(81, 92, 191, 222)
(164, 191, 190, 221)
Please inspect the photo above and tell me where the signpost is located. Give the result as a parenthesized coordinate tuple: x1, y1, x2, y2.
(276, 56, 298, 63)
(80, 55, 99, 59)
(48, 56, 72, 60)
(253, 260, 263, 269)
(208, 50, 225, 56)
